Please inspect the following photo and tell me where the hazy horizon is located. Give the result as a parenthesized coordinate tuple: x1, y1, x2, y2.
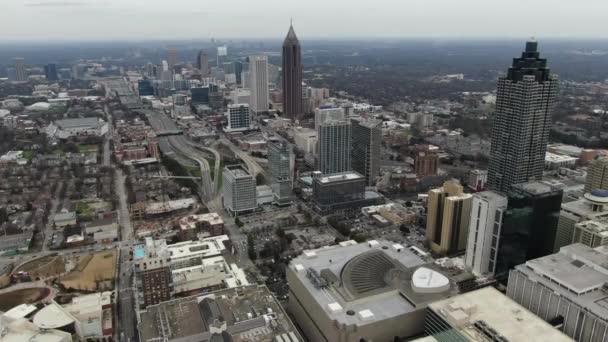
(1, 0, 607, 41)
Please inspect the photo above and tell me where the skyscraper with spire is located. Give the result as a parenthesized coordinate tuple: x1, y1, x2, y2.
(282, 22, 303, 120)
(487, 40, 559, 194)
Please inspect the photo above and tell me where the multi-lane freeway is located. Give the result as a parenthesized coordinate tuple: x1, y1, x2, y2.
(141, 109, 219, 201)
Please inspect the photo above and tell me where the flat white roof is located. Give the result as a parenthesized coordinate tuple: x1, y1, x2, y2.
(319, 172, 363, 183)
(33, 303, 75, 329)
(4, 304, 37, 320)
(429, 287, 572, 342)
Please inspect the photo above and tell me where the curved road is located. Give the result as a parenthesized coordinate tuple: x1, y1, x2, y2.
(142, 109, 220, 202)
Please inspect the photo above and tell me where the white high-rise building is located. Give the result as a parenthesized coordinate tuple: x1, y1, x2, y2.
(223, 165, 257, 216)
(465, 191, 508, 277)
(268, 139, 293, 205)
(225, 104, 250, 132)
(318, 119, 351, 174)
(314, 107, 345, 132)
(248, 55, 269, 114)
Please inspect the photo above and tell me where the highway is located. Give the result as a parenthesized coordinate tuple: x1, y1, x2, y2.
(142, 109, 218, 202)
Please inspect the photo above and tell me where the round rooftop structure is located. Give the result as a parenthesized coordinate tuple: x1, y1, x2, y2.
(411, 267, 450, 294)
(340, 250, 396, 298)
(584, 190, 608, 204)
(33, 303, 75, 329)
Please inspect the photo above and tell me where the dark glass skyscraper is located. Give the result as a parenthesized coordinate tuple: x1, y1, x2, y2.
(487, 41, 559, 194)
(44, 63, 58, 81)
(197, 49, 209, 76)
(281, 23, 303, 120)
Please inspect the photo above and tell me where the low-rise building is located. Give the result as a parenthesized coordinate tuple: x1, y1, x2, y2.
(54, 209, 77, 228)
(47, 117, 108, 139)
(546, 151, 578, 170)
(554, 190, 608, 252)
(507, 244, 608, 342)
(287, 240, 461, 342)
(63, 292, 113, 339)
(574, 217, 608, 247)
(0, 231, 33, 255)
(139, 285, 302, 342)
(425, 287, 572, 342)
(177, 213, 224, 241)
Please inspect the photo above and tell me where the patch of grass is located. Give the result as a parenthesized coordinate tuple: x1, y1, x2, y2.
(78, 144, 98, 153)
(22, 151, 34, 161)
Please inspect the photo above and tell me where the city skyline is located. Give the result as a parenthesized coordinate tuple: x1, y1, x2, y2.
(1, 0, 607, 41)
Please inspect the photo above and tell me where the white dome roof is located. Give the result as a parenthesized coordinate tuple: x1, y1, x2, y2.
(411, 267, 450, 294)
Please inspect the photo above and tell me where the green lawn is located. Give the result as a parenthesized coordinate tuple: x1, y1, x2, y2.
(78, 144, 98, 153)
(22, 151, 34, 161)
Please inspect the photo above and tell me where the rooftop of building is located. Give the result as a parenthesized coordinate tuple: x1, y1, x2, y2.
(32, 302, 75, 329)
(512, 181, 561, 196)
(55, 117, 101, 128)
(172, 256, 249, 292)
(515, 243, 608, 317)
(178, 213, 224, 230)
(224, 165, 251, 178)
(0, 317, 73, 342)
(473, 191, 508, 205)
(315, 171, 364, 184)
(64, 292, 112, 316)
(139, 285, 302, 342)
(576, 218, 608, 236)
(561, 193, 608, 218)
(166, 235, 228, 260)
(429, 287, 572, 342)
(545, 151, 578, 163)
(289, 240, 461, 327)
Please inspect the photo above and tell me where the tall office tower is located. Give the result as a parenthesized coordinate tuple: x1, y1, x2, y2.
(6, 68, 17, 81)
(167, 48, 178, 69)
(268, 139, 293, 205)
(351, 118, 381, 186)
(507, 244, 608, 342)
(13, 57, 26, 82)
(493, 181, 562, 281)
(318, 119, 351, 174)
(414, 145, 439, 177)
(197, 49, 209, 76)
(217, 46, 228, 66)
(44, 63, 58, 81)
(487, 40, 559, 194)
(225, 104, 251, 132)
(223, 165, 257, 216)
(465, 191, 508, 277)
(248, 55, 269, 114)
(282, 23, 303, 120)
(145, 62, 154, 78)
(585, 157, 608, 192)
(426, 180, 473, 255)
(553, 190, 608, 252)
(314, 107, 344, 132)
(138, 79, 155, 97)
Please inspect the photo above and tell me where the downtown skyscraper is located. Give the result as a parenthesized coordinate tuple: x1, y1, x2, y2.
(487, 40, 559, 194)
(269, 138, 293, 205)
(248, 55, 269, 114)
(197, 49, 209, 76)
(282, 23, 303, 120)
(351, 118, 381, 186)
(318, 119, 351, 174)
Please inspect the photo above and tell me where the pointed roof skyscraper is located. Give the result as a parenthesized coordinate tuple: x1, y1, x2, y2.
(282, 22, 303, 120)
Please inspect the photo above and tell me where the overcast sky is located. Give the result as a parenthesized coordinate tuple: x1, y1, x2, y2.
(1, 0, 607, 41)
